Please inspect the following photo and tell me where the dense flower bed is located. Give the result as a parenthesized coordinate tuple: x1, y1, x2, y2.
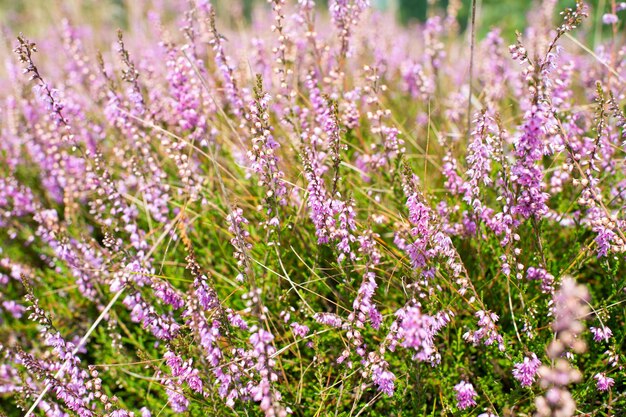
(0, 1, 625, 416)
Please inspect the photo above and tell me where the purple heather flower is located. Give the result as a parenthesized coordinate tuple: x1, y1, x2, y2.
(552, 278, 590, 337)
(205, 9, 243, 115)
(353, 270, 379, 328)
(166, 381, 189, 412)
(594, 373, 615, 391)
(454, 380, 478, 410)
(602, 13, 619, 25)
(314, 313, 343, 328)
(245, 90, 288, 222)
(590, 326, 613, 343)
(463, 310, 505, 352)
(109, 411, 131, 417)
(372, 366, 396, 397)
(164, 350, 205, 397)
(396, 306, 438, 362)
(152, 280, 184, 310)
(2, 300, 26, 319)
(245, 328, 287, 416)
(227, 311, 248, 330)
(464, 111, 497, 208)
(511, 102, 551, 219)
(526, 267, 555, 293)
(402, 63, 435, 101)
(369, 307, 382, 330)
(302, 146, 358, 262)
(227, 207, 252, 271)
(290, 322, 310, 338)
(186, 373, 204, 393)
(329, 0, 370, 59)
(442, 153, 465, 195)
(513, 353, 541, 387)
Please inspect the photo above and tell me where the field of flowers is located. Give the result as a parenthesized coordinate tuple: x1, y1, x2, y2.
(0, 0, 625, 416)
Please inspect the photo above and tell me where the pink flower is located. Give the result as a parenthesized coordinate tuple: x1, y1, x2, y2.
(594, 373, 615, 392)
(513, 353, 541, 387)
(290, 322, 310, 338)
(463, 310, 505, 352)
(314, 313, 344, 328)
(590, 326, 612, 343)
(454, 380, 478, 410)
(372, 366, 396, 397)
(397, 306, 436, 362)
(602, 13, 619, 25)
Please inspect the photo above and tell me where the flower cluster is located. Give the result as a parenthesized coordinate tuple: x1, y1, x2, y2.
(513, 353, 542, 387)
(1, 0, 625, 416)
(454, 380, 478, 410)
(535, 278, 590, 417)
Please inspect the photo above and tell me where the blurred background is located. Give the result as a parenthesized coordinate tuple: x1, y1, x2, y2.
(0, 0, 612, 39)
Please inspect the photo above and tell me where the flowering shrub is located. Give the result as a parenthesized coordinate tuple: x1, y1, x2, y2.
(0, 0, 625, 416)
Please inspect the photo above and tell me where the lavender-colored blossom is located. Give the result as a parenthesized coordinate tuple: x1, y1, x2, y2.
(513, 353, 541, 387)
(535, 278, 589, 417)
(454, 380, 478, 410)
(314, 313, 344, 328)
(246, 329, 287, 417)
(2, 300, 26, 319)
(590, 326, 612, 343)
(602, 13, 619, 25)
(2, 2, 623, 415)
(246, 88, 288, 223)
(290, 322, 310, 338)
(351, 231, 383, 329)
(165, 380, 189, 412)
(202, 3, 244, 115)
(526, 266, 555, 293)
(395, 306, 440, 362)
(464, 112, 496, 209)
(227, 207, 252, 271)
(594, 373, 615, 391)
(329, 0, 370, 59)
(511, 102, 551, 219)
(402, 63, 435, 101)
(163, 42, 210, 157)
(463, 310, 505, 352)
(302, 148, 357, 261)
(372, 366, 395, 397)
(551, 278, 590, 339)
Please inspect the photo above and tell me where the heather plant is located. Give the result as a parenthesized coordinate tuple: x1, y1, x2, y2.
(0, 0, 625, 416)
